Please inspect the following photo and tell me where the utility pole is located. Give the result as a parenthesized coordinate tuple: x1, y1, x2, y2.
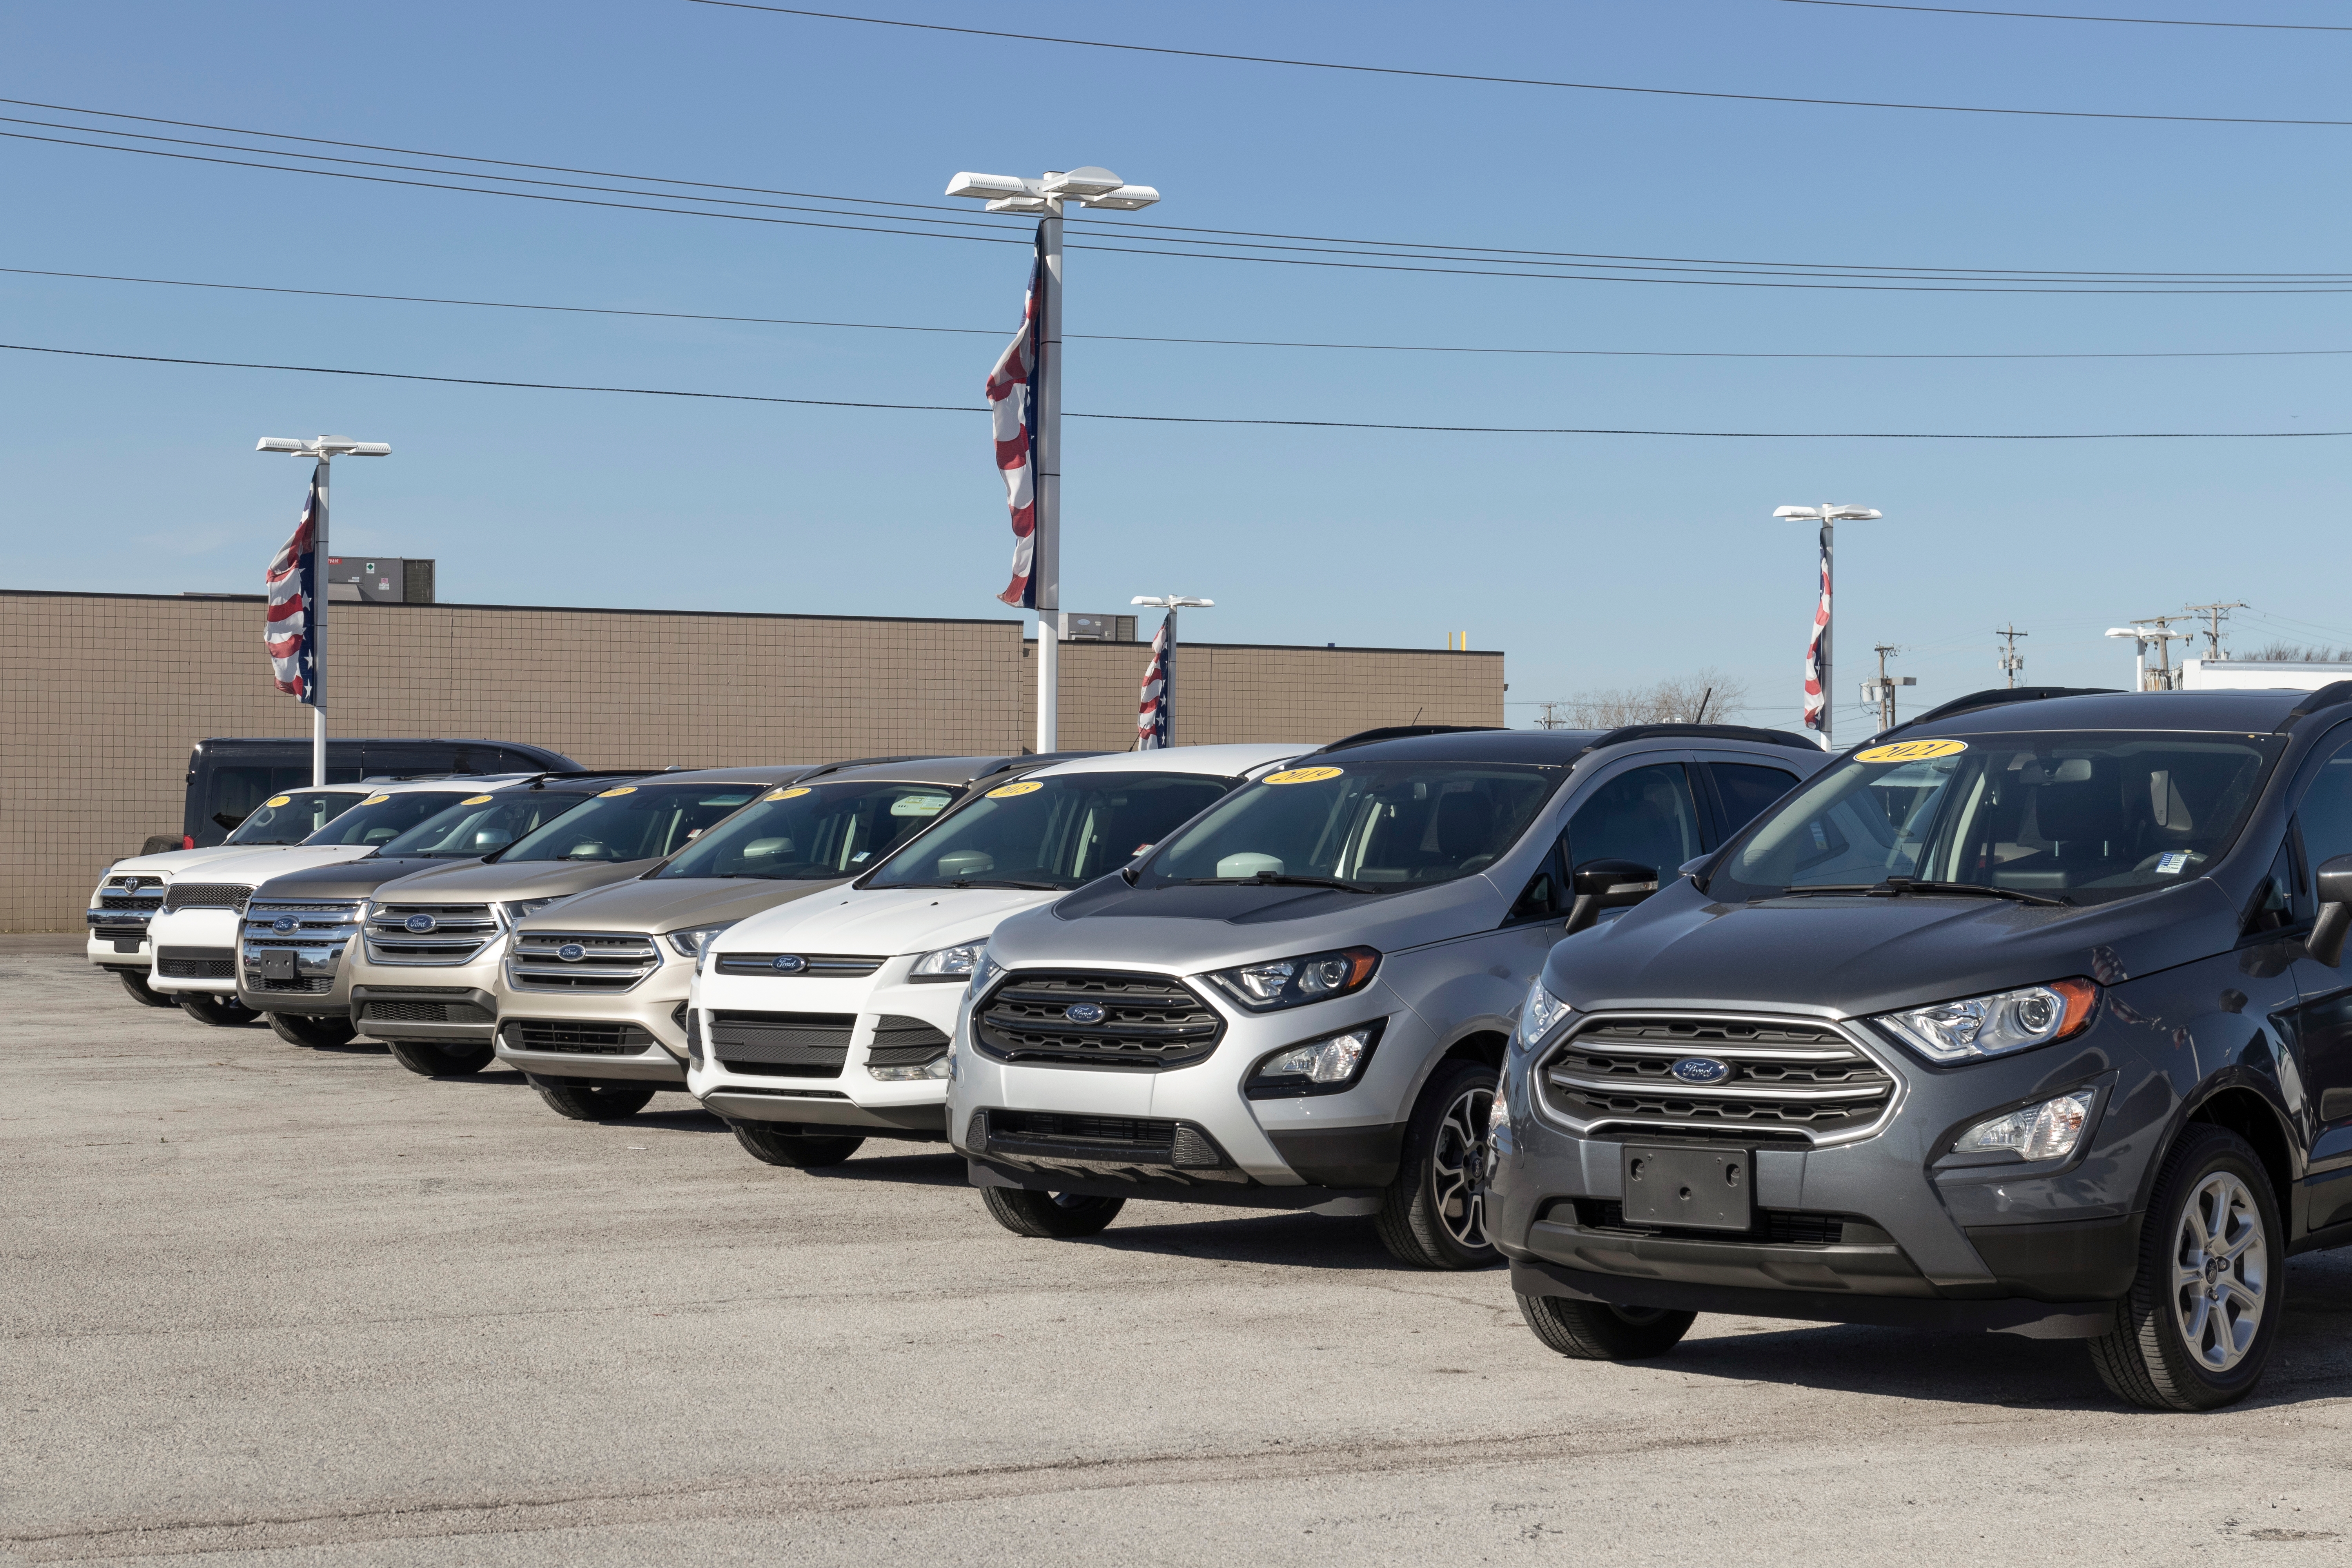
(1996, 624, 2028, 689)
(2181, 601, 2248, 663)
(2110, 617, 2191, 690)
(1860, 644, 1916, 734)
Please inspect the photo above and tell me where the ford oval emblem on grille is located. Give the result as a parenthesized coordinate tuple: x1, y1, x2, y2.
(271, 916, 297, 934)
(557, 943, 586, 963)
(1671, 1056, 1732, 1085)
(771, 954, 808, 974)
(405, 913, 437, 934)
(1063, 1002, 1106, 1024)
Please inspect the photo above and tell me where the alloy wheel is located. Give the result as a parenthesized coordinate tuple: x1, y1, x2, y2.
(1431, 1083, 1495, 1250)
(2173, 1171, 2266, 1373)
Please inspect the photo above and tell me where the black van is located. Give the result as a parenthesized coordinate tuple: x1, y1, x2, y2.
(177, 738, 581, 850)
(1495, 682, 2352, 1410)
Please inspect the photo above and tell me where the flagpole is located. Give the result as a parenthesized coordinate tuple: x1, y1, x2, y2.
(1034, 207, 1064, 755)
(1818, 519, 1832, 753)
(311, 457, 330, 787)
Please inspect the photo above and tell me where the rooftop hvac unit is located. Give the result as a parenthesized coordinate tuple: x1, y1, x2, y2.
(325, 557, 436, 604)
(1064, 613, 1137, 642)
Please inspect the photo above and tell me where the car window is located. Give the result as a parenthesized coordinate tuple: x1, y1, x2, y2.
(1711, 763, 1802, 836)
(655, 781, 961, 880)
(500, 784, 765, 863)
(2299, 736, 2352, 873)
(1564, 763, 1706, 878)
(223, 790, 365, 845)
(300, 791, 480, 847)
(376, 791, 599, 858)
(866, 771, 1234, 890)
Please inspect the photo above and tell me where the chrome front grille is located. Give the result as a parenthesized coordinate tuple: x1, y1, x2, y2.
(507, 931, 662, 991)
(91, 877, 165, 928)
(365, 903, 499, 964)
(162, 882, 252, 913)
(713, 952, 887, 978)
(241, 899, 363, 987)
(1539, 1013, 1898, 1146)
(973, 971, 1224, 1069)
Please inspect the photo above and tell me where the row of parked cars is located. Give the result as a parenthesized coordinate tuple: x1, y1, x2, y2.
(93, 685, 2352, 1412)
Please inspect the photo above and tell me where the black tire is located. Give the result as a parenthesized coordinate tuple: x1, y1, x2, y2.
(178, 993, 260, 1027)
(2089, 1124, 2284, 1412)
(267, 1012, 358, 1048)
(731, 1122, 865, 1168)
(981, 1186, 1127, 1238)
(1517, 1292, 1697, 1359)
(530, 1075, 658, 1121)
(1376, 1058, 1501, 1270)
(384, 1039, 496, 1077)
(118, 969, 179, 1008)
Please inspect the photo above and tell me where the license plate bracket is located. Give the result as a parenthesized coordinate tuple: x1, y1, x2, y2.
(1621, 1144, 1754, 1232)
(253, 949, 297, 979)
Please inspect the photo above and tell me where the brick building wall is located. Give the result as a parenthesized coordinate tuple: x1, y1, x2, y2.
(0, 591, 1503, 929)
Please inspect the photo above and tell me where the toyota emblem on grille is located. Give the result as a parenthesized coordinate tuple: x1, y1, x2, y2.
(557, 944, 586, 963)
(771, 955, 808, 973)
(1063, 1002, 1107, 1024)
(404, 913, 437, 934)
(271, 916, 297, 934)
(1671, 1056, 1732, 1085)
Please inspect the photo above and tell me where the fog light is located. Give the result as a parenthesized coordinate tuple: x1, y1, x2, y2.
(1954, 1089, 2096, 1161)
(868, 1058, 952, 1082)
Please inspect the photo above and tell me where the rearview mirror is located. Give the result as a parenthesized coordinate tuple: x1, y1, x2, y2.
(2310, 853, 2352, 968)
(1563, 858, 1660, 937)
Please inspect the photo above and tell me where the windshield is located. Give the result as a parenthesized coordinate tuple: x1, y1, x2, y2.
(1136, 761, 1560, 891)
(866, 770, 1237, 890)
(376, 790, 599, 859)
(1711, 731, 2283, 906)
(295, 790, 479, 849)
(655, 779, 963, 880)
(498, 782, 768, 864)
(224, 790, 365, 845)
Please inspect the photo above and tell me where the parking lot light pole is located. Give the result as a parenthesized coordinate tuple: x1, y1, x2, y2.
(1771, 503, 1882, 750)
(256, 436, 392, 785)
(946, 166, 1160, 754)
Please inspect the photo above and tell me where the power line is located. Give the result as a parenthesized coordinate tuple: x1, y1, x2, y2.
(690, 2, 2352, 128)
(12, 339, 2352, 438)
(22, 263, 2352, 361)
(1772, 1, 2352, 31)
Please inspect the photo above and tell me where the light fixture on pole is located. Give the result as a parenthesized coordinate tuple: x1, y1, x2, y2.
(2105, 623, 2187, 692)
(1770, 503, 1882, 751)
(1131, 595, 1212, 750)
(256, 435, 392, 786)
(947, 165, 1160, 754)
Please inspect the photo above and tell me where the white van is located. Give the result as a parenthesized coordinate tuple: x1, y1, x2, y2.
(689, 745, 1305, 1169)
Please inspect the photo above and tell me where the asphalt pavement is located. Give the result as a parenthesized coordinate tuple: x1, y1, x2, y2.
(6, 935, 2350, 1566)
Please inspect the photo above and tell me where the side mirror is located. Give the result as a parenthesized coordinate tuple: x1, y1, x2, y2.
(1563, 858, 1659, 937)
(2310, 854, 2352, 968)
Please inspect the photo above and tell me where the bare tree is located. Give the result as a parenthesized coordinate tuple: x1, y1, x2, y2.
(1557, 669, 1751, 729)
(2243, 642, 2352, 664)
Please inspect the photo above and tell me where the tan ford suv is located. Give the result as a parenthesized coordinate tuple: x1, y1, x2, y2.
(492, 755, 1056, 1120)
(345, 767, 810, 1076)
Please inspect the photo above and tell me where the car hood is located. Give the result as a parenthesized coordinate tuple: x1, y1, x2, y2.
(1539, 875, 2241, 1019)
(517, 875, 851, 935)
(987, 873, 1504, 973)
(104, 843, 358, 880)
(136, 844, 377, 887)
(717, 884, 1058, 958)
(369, 856, 659, 903)
(249, 855, 487, 900)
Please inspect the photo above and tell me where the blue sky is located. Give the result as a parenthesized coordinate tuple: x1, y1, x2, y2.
(5, 0, 2349, 733)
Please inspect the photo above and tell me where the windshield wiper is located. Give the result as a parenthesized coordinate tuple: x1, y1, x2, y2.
(1181, 873, 1386, 895)
(1773, 878, 2069, 907)
(908, 878, 1065, 891)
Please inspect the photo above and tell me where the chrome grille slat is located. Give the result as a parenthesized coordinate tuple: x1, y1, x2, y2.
(714, 952, 887, 978)
(364, 903, 499, 965)
(1538, 1011, 1898, 1147)
(508, 931, 662, 993)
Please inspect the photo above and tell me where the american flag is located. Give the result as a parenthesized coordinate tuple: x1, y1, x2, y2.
(986, 229, 1046, 607)
(265, 467, 322, 702)
(1136, 614, 1172, 749)
(1801, 525, 1829, 737)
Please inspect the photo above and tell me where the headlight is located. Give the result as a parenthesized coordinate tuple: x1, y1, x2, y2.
(1245, 1021, 1384, 1098)
(1954, 1089, 2097, 1161)
(967, 947, 1004, 996)
(501, 895, 573, 926)
(1514, 976, 1574, 1053)
(909, 939, 990, 982)
(665, 921, 738, 959)
(1205, 946, 1379, 1012)
(1875, 978, 2098, 1063)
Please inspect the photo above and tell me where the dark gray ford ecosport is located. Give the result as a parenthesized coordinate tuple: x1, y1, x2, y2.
(1493, 683, 2352, 1410)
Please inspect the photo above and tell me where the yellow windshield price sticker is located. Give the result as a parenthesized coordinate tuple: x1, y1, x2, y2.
(598, 786, 638, 797)
(1855, 739, 1968, 764)
(461, 795, 494, 806)
(767, 785, 812, 801)
(1264, 766, 1344, 786)
(263, 795, 292, 808)
(987, 779, 1044, 799)
(361, 793, 391, 806)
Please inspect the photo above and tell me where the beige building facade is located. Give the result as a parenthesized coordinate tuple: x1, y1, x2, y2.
(2, 590, 1503, 929)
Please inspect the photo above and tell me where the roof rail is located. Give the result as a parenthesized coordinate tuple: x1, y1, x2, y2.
(1577, 722, 1818, 757)
(793, 755, 932, 782)
(1887, 686, 2122, 734)
(975, 750, 1107, 779)
(1316, 724, 1503, 753)
(2276, 680, 2352, 731)
(516, 768, 666, 789)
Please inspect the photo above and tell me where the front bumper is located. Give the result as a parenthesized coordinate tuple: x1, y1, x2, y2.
(145, 908, 242, 994)
(686, 960, 960, 1138)
(344, 946, 503, 1044)
(86, 916, 153, 969)
(493, 947, 691, 1088)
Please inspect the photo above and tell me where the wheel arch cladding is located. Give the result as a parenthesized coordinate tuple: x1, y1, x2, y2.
(2187, 1086, 2294, 1209)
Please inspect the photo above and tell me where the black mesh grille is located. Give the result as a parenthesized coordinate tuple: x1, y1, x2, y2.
(362, 999, 494, 1025)
(975, 971, 1223, 1069)
(1569, 1201, 1869, 1247)
(162, 883, 252, 912)
(250, 975, 333, 994)
(100, 894, 163, 911)
(1541, 1014, 1895, 1145)
(866, 1014, 951, 1067)
(508, 1020, 655, 1054)
(979, 1110, 1229, 1169)
(156, 947, 235, 978)
(709, 1011, 853, 1077)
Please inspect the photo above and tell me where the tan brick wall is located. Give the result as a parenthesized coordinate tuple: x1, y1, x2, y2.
(1, 592, 1502, 929)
